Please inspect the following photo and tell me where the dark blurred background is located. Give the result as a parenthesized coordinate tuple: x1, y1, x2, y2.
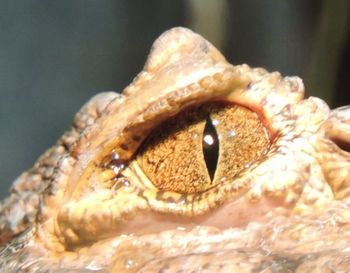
(1, 0, 350, 199)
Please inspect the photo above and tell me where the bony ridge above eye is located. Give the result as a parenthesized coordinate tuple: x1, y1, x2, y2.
(136, 102, 270, 194)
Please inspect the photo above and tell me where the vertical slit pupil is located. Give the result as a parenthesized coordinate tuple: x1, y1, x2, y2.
(202, 116, 219, 181)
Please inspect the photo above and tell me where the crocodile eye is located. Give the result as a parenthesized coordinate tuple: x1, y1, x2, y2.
(137, 103, 270, 194)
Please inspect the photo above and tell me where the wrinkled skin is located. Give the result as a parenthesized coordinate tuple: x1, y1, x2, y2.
(1, 27, 350, 272)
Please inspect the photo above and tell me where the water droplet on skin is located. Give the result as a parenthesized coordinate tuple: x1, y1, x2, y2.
(112, 178, 130, 193)
(123, 179, 130, 187)
(112, 152, 120, 160)
(124, 257, 134, 269)
(113, 164, 125, 174)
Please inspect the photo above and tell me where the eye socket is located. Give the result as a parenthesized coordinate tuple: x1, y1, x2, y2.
(137, 102, 270, 194)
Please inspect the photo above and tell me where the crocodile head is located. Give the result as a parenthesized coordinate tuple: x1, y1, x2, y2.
(1, 27, 350, 272)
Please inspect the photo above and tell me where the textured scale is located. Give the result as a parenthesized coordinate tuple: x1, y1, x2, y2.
(1, 27, 350, 272)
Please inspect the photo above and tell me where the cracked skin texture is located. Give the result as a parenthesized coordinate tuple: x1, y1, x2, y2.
(1, 27, 350, 272)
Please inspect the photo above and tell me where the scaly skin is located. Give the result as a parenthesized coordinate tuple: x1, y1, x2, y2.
(1, 27, 350, 272)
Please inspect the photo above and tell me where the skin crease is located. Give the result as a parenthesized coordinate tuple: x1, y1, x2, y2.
(1, 27, 350, 272)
